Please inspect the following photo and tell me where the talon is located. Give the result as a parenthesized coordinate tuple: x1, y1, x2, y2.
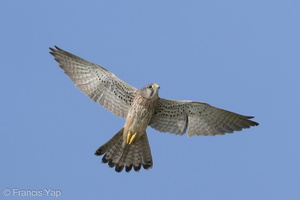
(126, 132, 131, 144)
(129, 133, 137, 144)
(126, 132, 137, 145)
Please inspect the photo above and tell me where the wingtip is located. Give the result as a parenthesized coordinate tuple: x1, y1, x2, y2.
(244, 115, 259, 127)
(247, 116, 259, 127)
(253, 121, 259, 126)
(49, 46, 62, 53)
(49, 47, 55, 55)
(54, 45, 62, 51)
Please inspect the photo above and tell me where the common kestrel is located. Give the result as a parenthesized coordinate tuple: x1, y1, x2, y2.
(50, 46, 259, 173)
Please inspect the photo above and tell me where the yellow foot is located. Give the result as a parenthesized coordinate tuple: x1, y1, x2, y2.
(126, 132, 137, 145)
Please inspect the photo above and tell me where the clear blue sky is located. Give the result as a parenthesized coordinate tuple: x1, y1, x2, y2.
(1, 1, 299, 200)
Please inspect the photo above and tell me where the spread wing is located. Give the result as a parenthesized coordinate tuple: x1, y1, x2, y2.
(50, 46, 137, 118)
(150, 98, 259, 136)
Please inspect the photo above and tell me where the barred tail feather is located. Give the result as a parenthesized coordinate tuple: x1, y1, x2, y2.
(94, 128, 153, 172)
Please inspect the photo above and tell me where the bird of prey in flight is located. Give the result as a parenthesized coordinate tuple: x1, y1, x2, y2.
(50, 46, 259, 173)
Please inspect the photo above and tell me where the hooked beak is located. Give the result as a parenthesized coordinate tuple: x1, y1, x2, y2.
(152, 83, 160, 89)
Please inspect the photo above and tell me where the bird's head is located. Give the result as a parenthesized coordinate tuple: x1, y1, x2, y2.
(140, 83, 160, 99)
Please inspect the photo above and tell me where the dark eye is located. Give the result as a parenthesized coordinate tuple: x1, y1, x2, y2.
(148, 85, 152, 89)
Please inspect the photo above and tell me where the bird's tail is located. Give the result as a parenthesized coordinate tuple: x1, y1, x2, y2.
(94, 128, 153, 172)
